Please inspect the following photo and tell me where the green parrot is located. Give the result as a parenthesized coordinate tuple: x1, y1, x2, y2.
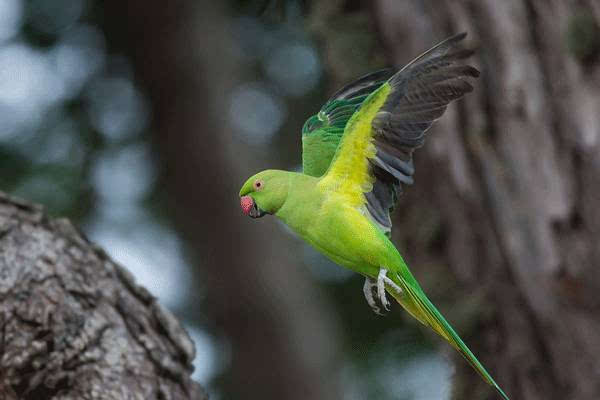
(239, 33, 509, 400)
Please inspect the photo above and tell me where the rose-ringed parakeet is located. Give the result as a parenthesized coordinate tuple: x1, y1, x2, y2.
(239, 33, 509, 400)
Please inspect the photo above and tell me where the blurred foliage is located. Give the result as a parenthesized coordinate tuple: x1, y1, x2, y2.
(2, 0, 138, 223)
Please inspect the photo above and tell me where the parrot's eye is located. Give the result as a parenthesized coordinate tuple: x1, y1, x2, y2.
(253, 179, 264, 191)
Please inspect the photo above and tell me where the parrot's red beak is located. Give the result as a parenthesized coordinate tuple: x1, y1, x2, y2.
(240, 195, 267, 218)
(240, 195, 254, 215)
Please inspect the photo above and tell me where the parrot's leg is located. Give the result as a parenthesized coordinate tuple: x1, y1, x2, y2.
(363, 278, 383, 315)
(377, 269, 391, 311)
(383, 276, 403, 295)
(376, 268, 404, 311)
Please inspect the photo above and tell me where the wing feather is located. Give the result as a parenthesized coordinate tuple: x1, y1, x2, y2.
(319, 33, 479, 234)
(301, 69, 395, 178)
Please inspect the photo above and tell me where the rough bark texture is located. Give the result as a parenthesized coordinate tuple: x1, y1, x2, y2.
(312, 1, 600, 400)
(0, 192, 206, 400)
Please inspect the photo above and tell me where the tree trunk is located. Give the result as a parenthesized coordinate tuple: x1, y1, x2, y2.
(312, 1, 600, 399)
(0, 192, 206, 399)
(102, 2, 344, 400)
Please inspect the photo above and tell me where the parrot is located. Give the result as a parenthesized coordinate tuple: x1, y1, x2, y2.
(239, 33, 509, 400)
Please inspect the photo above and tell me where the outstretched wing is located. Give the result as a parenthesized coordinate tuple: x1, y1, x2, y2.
(301, 69, 394, 177)
(319, 33, 479, 235)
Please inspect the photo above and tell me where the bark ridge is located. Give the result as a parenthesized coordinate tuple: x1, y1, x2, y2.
(0, 191, 206, 400)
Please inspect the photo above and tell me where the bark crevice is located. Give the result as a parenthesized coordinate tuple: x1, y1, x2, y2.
(0, 191, 206, 400)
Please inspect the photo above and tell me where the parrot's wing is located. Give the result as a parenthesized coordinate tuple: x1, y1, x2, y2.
(301, 69, 394, 177)
(319, 33, 479, 235)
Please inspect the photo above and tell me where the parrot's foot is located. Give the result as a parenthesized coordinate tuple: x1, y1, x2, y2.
(377, 269, 392, 311)
(377, 268, 403, 310)
(363, 269, 403, 315)
(363, 277, 384, 315)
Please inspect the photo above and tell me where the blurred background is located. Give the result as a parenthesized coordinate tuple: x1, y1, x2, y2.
(2, 1, 600, 399)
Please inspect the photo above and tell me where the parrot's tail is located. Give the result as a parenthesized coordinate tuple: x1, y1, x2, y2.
(390, 280, 510, 400)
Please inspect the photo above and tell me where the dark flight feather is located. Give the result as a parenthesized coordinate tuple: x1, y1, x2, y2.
(365, 33, 479, 235)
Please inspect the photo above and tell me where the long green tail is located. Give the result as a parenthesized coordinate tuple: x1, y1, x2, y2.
(390, 276, 510, 400)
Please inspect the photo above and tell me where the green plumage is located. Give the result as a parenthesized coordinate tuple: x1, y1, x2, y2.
(240, 33, 509, 400)
(301, 69, 393, 177)
(301, 124, 343, 177)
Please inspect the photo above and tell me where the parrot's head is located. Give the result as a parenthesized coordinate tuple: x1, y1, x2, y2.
(239, 170, 290, 219)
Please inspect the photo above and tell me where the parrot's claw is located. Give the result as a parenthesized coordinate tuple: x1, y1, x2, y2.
(363, 278, 384, 315)
(363, 269, 403, 315)
(377, 269, 391, 311)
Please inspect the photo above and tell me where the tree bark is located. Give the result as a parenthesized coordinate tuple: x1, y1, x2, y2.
(0, 191, 206, 400)
(312, 1, 600, 399)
